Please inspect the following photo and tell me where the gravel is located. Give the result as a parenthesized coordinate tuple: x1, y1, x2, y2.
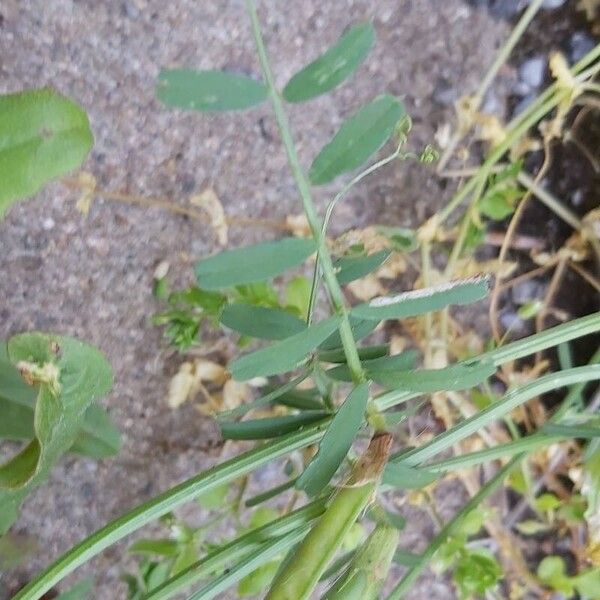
(0, 1, 510, 598)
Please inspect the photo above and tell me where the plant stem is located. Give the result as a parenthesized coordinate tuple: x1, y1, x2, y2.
(386, 458, 519, 599)
(245, 0, 365, 384)
(307, 139, 406, 323)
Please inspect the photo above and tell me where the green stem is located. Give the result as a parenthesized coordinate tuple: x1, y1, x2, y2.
(307, 139, 406, 323)
(386, 458, 519, 599)
(245, 0, 365, 383)
(10, 425, 326, 600)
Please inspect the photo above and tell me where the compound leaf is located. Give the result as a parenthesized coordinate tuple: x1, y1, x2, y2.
(335, 250, 391, 285)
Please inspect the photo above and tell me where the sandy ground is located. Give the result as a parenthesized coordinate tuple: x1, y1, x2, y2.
(0, 1, 512, 597)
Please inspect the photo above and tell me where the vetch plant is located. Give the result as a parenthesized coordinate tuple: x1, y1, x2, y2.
(8, 3, 600, 599)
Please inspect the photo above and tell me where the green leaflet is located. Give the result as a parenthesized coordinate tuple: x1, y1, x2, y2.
(309, 95, 405, 185)
(382, 462, 439, 489)
(351, 276, 490, 320)
(0, 333, 113, 534)
(326, 351, 418, 383)
(220, 304, 307, 340)
(283, 23, 375, 103)
(195, 237, 316, 290)
(71, 404, 121, 459)
(319, 317, 379, 351)
(319, 344, 389, 364)
(334, 250, 391, 285)
(230, 316, 340, 380)
(375, 360, 496, 392)
(156, 69, 268, 111)
(0, 88, 93, 216)
(296, 383, 369, 496)
(219, 411, 329, 440)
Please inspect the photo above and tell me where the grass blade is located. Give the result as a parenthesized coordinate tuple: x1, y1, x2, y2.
(386, 459, 519, 599)
(145, 500, 326, 600)
(11, 425, 327, 600)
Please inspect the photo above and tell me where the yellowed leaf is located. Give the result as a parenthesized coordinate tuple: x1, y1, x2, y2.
(285, 213, 311, 238)
(346, 274, 387, 301)
(190, 188, 228, 246)
(75, 171, 97, 217)
(222, 380, 251, 411)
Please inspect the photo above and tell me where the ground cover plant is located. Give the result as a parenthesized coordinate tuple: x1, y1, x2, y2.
(1, 0, 600, 598)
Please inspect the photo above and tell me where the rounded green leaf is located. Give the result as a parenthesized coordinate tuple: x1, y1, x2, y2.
(221, 304, 307, 340)
(195, 237, 316, 290)
(309, 95, 405, 185)
(156, 69, 268, 112)
(296, 383, 369, 496)
(283, 23, 375, 103)
(0, 88, 93, 217)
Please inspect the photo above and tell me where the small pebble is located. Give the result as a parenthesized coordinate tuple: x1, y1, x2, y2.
(569, 31, 596, 63)
(518, 55, 545, 91)
(42, 217, 55, 230)
(512, 280, 542, 305)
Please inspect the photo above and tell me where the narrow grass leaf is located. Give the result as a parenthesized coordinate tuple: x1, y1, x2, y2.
(220, 304, 307, 340)
(541, 423, 600, 439)
(0, 88, 93, 216)
(297, 383, 369, 496)
(335, 250, 391, 285)
(309, 95, 405, 185)
(189, 527, 310, 600)
(230, 316, 340, 380)
(219, 411, 329, 440)
(283, 23, 375, 103)
(11, 426, 328, 600)
(327, 351, 419, 383)
(245, 479, 297, 508)
(352, 276, 490, 320)
(195, 238, 316, 290)
(156, 69, 267, 112)
(382, 462, 438, 489)
(376, 359, 495, 392)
